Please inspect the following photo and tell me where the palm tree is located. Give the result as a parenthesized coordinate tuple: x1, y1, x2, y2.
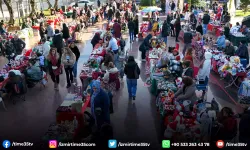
(3, 0, 14, 24)
(54, 0, 59, 9)
(46, 0, 52, 8)
(29, 0, 36, 16)
(0, 0, 4, 18)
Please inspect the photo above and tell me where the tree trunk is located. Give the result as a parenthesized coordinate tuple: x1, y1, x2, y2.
(0, 0, 4, 18)
(46, 0, 52, 8)
(54, 0, 58, 9)
(29, 0, 36, 16)
(3, 0, 14, 25)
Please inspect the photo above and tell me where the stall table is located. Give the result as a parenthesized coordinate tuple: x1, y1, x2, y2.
(230, 34, 247, 46)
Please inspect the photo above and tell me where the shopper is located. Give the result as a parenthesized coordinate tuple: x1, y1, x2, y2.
(183, 27, 193, 55)
(236, 40, 249, 64)
(174, 17, 181, 42)
(91, 32, 101, 49)
(216, 32, 226, 50)
(105, 35, 119, 67)
(174, 76, 197, 104)
(91, 80, 110, 128)
(113, 20, 121, 39)
(47, 48, 61, 90)
(202, 11, 210, 34)
(162, 20, 170, 45)
(62, 23, 70, 43)
(39, 22, 46, 41)
(69, 42, 80, 78)
(11, 34, 26, 55)
(62, 47, 76, 88)
(198, 52, 212, 80)
(124, 56, 140, 100)
(103, 62, 119, 83)
(53, 29, 64, 57)
(128, 18, 135, 43)
(133, 15, 139, 38)
(46, 22, 54, 40)
(139, 34, 152, 61)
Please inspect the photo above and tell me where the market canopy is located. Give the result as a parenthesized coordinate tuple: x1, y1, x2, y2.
(142, 6, 162, 13)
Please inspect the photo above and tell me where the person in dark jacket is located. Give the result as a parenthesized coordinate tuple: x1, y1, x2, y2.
(183, 27, 193, 55)
(39, 22, 46, 41)
(62, 23, 70, 42)
(91, 32, 101, 49)
(97, 0, 101, 8)
(69, 42, 80, 78)
(139, 34, 152, 61)
(72, 9, 77, 20)
(174, 17, 181, 42)
(107, 8, 113, 22)
(127, 18, 135, 43)
(11, 35, 26, 55)
(91, 80, 110, 128)
(202, 11, 210, 34)
(124, 56, 140, 100)
(162, 20, 170, 44)
(223, 40, 235, 56)
(171, 1, 176, 11)
(52, 29, 64, 57)
(190, 13, 197, 30)
(182, 61, 193, 78)
(236, 40, 249, 64)
(133, 15, 139, 38)
(112, 20, 121, 39)
(115, 10, 120, 21)
(84, 3, 88, 12)
(4, 40, 16, 61)
(239, 107, 250, 150)
(196, 22, 203, 35)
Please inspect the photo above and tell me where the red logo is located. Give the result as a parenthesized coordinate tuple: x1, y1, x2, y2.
(216, 140, 224, 148)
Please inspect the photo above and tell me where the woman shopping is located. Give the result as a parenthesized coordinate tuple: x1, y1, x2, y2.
(47, 48, 61, 90)
(91, 80, 110, 128)
(69, 42, 80, 78)
(124, 56, 140, 100)
(139, 34, 152, 61)
(62, 23, 70, 43)
(62, 47, 76, 88)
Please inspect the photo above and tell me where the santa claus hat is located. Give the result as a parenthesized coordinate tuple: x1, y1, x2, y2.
(168, 121, 178, 131)
(176, 56, 180, 61)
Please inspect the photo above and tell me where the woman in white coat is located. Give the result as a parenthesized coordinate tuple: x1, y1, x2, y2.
(198, 52, 212, 81)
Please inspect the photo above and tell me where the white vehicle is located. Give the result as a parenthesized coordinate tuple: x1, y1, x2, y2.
(69, 0, 94, 7)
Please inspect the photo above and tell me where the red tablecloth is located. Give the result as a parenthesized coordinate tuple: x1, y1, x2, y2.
(216, 28, 223, 37)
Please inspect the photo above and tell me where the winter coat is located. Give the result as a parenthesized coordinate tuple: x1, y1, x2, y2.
(198, 52, 212, 80)
(124, 61, 140, 79)
(61, 51, 76, 68)
(183, 32, 193, 44)
(5, 41, 16, 55)
(196, 25, 203, 35)
(127, 21, 135, 32)
(103, 67, 119, 83)
(52, 33, 64, 54)
(47, 52, 61, 74)
(133, 19, 139, 35)
(62, 27, 70, 39)
(46, 25, 54, 37)
(11, 38, 26, 55)
(42, 41, 51, 57)
(139, 34, 152, 52)
(202, 14, 210, 24)
(162, 22, 170, 37)
(113, 22, 121, 38)
(236, 44, 249, 64)
(224, 45, 235, 56)
(39, 27, 46, 38)
(175, 83, 197, 104)
(70, 46, 80, 62)
(216, 35, 226, 48)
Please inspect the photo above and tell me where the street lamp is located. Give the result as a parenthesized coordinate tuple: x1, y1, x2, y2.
(15, 0, 20, 26)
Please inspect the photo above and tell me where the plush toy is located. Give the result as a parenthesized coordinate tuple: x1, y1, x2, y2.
(175, 77, 183, 88)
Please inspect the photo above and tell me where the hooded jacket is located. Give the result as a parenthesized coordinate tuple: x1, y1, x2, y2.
(216, 35, 226, 48)
(103, 67, 119, 83)
(124, 61, 140, 79)
(198, 52, 212, 80)
(175, 83, 197, 104)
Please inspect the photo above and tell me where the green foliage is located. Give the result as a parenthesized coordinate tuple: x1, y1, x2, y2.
(240, 0, 250, 14)
(140, 0, 150, 6)
(191, 0, 200, 6)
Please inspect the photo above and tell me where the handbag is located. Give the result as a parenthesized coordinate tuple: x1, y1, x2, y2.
(53, 64, 63, 76)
